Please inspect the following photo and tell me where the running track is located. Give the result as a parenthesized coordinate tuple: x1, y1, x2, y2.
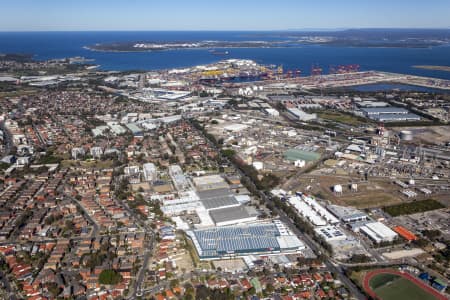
(363, 269, 447, 300)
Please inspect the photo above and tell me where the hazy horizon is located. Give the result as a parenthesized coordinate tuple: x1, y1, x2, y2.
(1, 0, 449, 31)
(1, 28, 450, 33)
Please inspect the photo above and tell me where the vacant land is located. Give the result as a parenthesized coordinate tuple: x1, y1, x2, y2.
(213, 259, 247, 272)
(317, 110, 369, 126)
(291, 174, 403, 208)
(383, 199, 445, 217)
(342, 193, 402, 209)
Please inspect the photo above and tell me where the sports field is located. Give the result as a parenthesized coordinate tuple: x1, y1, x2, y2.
(363, 269, 447, 300)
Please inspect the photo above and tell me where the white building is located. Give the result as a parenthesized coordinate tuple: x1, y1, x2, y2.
(252, 161, 264, 171)
(168, 164, 190, 191)
(287, 108, 317, 121)
(71, 147, 85, 160)
(288, 195, 340, 227)
(143, 163, 157, 182)
(90, 147, 103, 159)
(294, 160, 306, 168)
(16, 156, 30, 166)
(315, 226, 347, 242)
(265, 108, 280, 117)
(360, 222, 398, 243)
(124, 165, 141, 183)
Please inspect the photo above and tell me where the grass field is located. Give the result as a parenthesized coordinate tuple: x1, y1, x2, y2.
(383, 199, 445, 217)
(342, 193, 402, 209)
(317, 110, 369, 126)
(370, 275, 439, 300)
(369, 273, 399, 289)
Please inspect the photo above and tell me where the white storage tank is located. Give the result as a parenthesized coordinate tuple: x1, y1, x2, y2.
(333, 184, 343, 193)
(400, 130, 413, 141)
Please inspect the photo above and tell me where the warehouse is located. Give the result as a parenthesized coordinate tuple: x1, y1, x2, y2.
(374, 113, 421, 122)
(209, 205, 258, 227)
(288, 195, 339, 227)
(327, 205, 369, 223)
(197, 188, 240, 211)
(187, 222, 305, 259)
(360, 107, 421, 122)
(125, 123, 144, 137)
(288, 196, 327, 226)
(393, 226, 418, 242)
(92, 125, 109, 137)
(360, 222, 398, 243)
(264, 108, 280, 117)
(361, 107, 409, 116)
(315, 226, 347, 241)
(107, 122, 127, 135)
(287, 107, 317, 121)
(193, 174, 229, 191)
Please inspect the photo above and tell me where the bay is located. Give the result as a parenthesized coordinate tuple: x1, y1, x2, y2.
(0, 31, 450, 80)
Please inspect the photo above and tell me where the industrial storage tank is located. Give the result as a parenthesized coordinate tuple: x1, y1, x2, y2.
(400, 130, 413, 141)
(333, 184, 343, 193)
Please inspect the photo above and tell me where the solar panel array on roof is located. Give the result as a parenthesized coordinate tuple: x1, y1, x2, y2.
(197, 188, 240, 210)
(191, 223, 282, 258)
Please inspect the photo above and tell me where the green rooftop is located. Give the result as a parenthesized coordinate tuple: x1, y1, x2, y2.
(284, 149, 320, 162)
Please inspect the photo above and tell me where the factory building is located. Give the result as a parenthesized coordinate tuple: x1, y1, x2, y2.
(198, 188, 241, 211)
(163, 173, 257, 227)
(192, 174, 228, 191)
(287, 107, 317, 121)
(393, 226, 418, 242)
(360, 107, 421, 122)
(360, 222, 398, 243)
(315, 226, 347, 242)
(187, 221, 305, 260)
(92, 125, 109, 137)
(288, 195, 339, 227)
(361, 107, 409, 116)
(209, 205, 258, 227)
(107, 122, 127, 135)
(125, 123, 144, 137)
(327, 205, 369, 223)
(265, 108, 280, 117)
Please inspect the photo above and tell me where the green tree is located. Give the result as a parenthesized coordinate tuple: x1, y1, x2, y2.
(98, 269, 122, 285)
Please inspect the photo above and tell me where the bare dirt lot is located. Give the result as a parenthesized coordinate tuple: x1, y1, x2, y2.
(291, 174, 404, 209)
(212, 259, 247, 272)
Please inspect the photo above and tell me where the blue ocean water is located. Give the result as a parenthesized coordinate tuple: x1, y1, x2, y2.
(1, 31, 450, 79)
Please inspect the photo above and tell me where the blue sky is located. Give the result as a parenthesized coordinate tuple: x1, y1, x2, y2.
(1, 0, 449, 31)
